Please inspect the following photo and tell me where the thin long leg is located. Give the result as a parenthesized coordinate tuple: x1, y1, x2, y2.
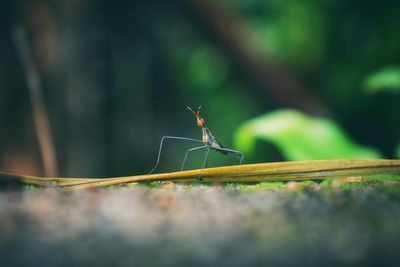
(149, 136, 203, 174)
(202, 148, 211, 169)
(213, 147, 244, 165)
(197, 147, 211, 181)
(181, 145, 207, 171)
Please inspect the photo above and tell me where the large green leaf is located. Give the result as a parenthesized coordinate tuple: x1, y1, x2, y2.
(234, 110, 381, 161)
(363, 66, 400, 94)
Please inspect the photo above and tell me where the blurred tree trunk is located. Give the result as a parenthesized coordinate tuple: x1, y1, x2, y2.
(19, 0, 112, 177)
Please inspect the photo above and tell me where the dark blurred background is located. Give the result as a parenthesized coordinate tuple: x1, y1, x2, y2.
(0, 0, 399, 178)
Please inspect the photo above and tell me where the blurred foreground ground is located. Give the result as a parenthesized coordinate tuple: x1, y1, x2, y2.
(1, 182, 400, 267)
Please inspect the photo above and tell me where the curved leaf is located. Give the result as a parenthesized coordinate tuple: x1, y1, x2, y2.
(234, 110, 381, 161)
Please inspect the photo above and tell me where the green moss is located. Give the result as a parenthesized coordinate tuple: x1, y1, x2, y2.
(97, 176, 400, 200)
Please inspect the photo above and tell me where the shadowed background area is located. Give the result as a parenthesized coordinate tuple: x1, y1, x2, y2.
(0, 0, 400, 178)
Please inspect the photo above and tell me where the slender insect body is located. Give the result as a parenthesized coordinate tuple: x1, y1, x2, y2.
(202, 128, 209, 144)
(149, 106, 244, 176)
(202, 127, 226, 153)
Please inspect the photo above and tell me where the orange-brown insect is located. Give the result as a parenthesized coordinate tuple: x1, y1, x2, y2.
(187, 106, 225, 150)
(149, 106, 244, 178)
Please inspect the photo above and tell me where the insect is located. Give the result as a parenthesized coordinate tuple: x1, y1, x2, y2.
(148, 106, 244, 177)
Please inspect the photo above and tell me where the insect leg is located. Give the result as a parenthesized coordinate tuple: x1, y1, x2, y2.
(197, 147, 211, 181)
(213, 147, 245, 165)
(181, 145, 207, 171)
(148, 136, 203, 174)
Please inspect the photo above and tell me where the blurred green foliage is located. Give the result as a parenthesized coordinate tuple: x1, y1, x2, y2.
(363, 66, 400, 93)
(234, 109, 381, 161)
(174, 45, 229, 92)
(397, 144, 400, 159)
(231, 0, 327, 67)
